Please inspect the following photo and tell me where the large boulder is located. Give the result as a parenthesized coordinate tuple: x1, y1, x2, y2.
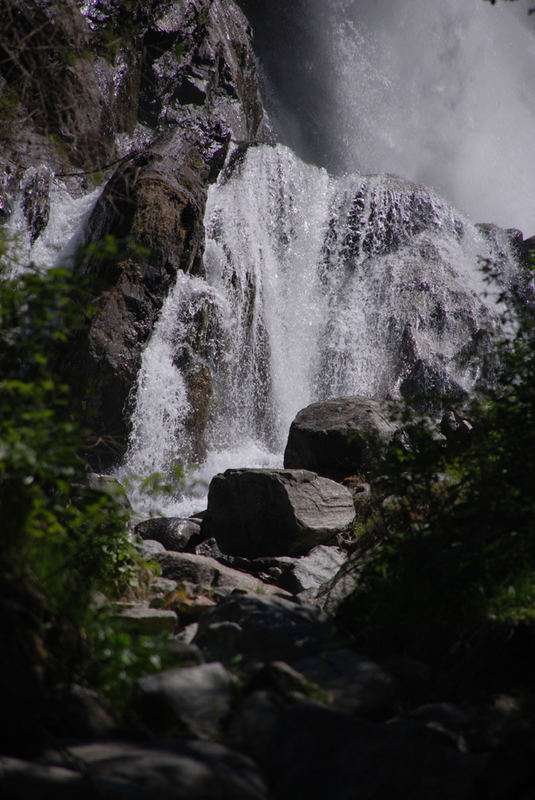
(201, 468, 355, 558)
(284, 396, 399, 482)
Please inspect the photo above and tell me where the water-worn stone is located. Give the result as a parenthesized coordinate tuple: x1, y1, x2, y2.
(152, 550, 286, 596)
(140, 539, 167, 558)
(202, 468, 355, 558)
(154, 588, 217, 624)
(45, 684, 117, 741)
(135, 516, 201, 551)
(284, 396, 399, 481)
(193, 592, 341, 665)
(113, 602, 177, 635)
(306, 549, 372, 614)
(135, 662, 235, 739)
(408, 700, 523, 753)
(274, 545, 348, 596)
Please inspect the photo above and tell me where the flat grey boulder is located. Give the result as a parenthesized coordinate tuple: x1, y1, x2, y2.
(152, 551, 286, 597)
(135, 662, 235, 740)
(284, 396, 399, 481)
(276, 545, 348, 596)
(201, 468, 355, 558)
(112, 602, 178, 636)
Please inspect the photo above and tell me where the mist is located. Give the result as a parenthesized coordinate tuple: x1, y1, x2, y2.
(240, 0, 535, 235)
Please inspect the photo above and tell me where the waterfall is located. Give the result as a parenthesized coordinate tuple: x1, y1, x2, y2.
(250, 0, 535, 234)
(4, 172, 102, 276)
(121, 143, 520, 516)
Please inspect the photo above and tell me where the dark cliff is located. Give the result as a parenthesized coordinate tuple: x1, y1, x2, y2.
(0, 0, 265, 468)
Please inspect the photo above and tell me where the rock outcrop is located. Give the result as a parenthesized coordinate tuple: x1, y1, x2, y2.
(73, 0, 264, 468)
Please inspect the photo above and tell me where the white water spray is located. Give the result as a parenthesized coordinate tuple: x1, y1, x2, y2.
(122, 144, 520, 515)
(259, 0, 535, 233)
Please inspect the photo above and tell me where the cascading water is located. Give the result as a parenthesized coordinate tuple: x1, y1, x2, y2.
(4, 171, 102, 276)
(121, 143, 520, 516)
(247, 0, 535, 234)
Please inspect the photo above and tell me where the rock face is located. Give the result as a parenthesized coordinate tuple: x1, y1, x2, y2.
(72, 0, 264, 469)
(201, 468, 355, 558)
(0, 0, 264, 470)
(284, 396, 399, 481)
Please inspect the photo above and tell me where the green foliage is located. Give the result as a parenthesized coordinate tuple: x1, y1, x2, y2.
(83, 612, 173, 716)
(336, 270, 535, 664)
(0, 251, 162, 743)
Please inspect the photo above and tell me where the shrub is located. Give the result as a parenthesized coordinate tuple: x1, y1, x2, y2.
(0, 252, 149, 752)
(336, 263, 535, 672)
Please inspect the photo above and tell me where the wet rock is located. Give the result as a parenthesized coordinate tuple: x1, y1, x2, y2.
(193, 592, 341, 665)
(21, 165, 50, 244)
(0, 0, 116, 169)
(135, 662, 235, 740)
(135, 517, 201, 551)
(400, 358, 467, 415)
(202, 468, 355, 558)
(440, 409, 473, 442)
(284, 396, 398, 482)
